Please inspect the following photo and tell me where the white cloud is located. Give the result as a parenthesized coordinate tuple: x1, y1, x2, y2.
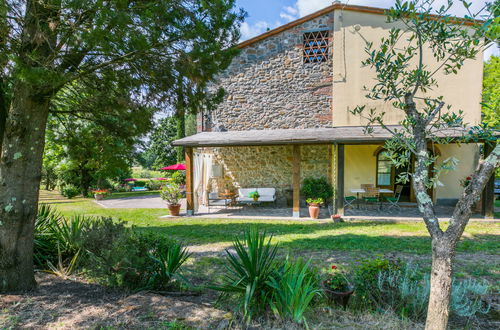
(240, 21, 271, 40)
(240, 20, 284, 40)
(280, 6, 299, 21)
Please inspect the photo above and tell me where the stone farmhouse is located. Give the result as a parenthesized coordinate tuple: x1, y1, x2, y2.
(173, 3, 495, 218)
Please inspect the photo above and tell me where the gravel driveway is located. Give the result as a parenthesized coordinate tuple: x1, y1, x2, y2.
(95, 195, 186, 209)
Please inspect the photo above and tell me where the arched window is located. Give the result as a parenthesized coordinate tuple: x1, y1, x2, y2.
(376, 150, 392, 187)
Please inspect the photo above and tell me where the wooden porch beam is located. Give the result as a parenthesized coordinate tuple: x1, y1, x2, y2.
(482, 143, 495, 219)
(336, 144, 345, 216)
(185, 147, 194, 216)
(292, 145, 301, 218)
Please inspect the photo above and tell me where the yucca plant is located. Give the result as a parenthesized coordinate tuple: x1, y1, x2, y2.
(148, 242, 192, 290)
(52, 215, 91, 255)
(267, 258, 321, 325)
(214, 228, 278, 321)
(34, 204, 63, 266)
(45, 244, 81, 279)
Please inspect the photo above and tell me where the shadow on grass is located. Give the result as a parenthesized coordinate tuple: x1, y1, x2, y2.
(135, 221, 499, 254)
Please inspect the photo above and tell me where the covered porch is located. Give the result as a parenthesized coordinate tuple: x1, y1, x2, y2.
(173, 126, 496, 219)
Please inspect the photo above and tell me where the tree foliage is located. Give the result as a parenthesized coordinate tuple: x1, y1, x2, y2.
(44, 79, 155, 195)
(0, 0, 244, 291)
(145, 116, 179, 170)
(351, 1, 499, 329)
(482, 55, 500, 129)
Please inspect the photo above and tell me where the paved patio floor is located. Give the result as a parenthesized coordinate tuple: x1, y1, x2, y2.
(95, 195, 171, 209)
(193, 203, 491, 221)
(94, 195, 495, 222)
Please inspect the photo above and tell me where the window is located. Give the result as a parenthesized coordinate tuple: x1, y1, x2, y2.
(376, 151, 392, 186)
(303, 30, 329, 63)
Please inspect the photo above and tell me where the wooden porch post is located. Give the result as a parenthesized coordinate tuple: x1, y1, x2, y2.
(482, 142, 495, 219)
(336, 144, 345, 216)
(185, 147, 194, 216)
(292, 145, 301, 218)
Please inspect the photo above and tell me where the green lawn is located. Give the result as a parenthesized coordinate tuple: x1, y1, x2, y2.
(495, 198, 500, 218)
(41, 190, 500, 256)
(38, 190, 500, 285)
(102, 190, 160, 199)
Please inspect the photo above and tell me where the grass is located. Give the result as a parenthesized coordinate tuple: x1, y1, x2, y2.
(40, 190, 500, 256)
(33, 189, 500, 326)
(495, 199, 500, 218)
(103, 190, 160, 199)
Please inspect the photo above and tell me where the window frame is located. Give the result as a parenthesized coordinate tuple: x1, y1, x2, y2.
(302, 28, 330, 64)
(375, 149, 394, 188)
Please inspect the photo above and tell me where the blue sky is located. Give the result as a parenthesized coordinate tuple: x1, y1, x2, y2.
(235, 0, 499, 60)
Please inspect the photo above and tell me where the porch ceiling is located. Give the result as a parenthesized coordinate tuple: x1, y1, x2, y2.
(172, 126, 498, 147)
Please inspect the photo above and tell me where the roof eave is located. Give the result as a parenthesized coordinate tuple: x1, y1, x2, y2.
(237, 3, 482, 49)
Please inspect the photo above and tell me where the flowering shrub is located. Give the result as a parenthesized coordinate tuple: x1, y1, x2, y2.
(92, 189, 109, 195)
(460, 175, 473, 188)
(324, 265, 351, 292)
(350, 256, 404, 310)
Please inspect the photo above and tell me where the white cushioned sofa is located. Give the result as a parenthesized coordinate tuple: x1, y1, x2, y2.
(237, 188, 276, 204)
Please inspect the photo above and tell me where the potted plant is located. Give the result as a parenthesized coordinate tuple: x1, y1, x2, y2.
(306, 198, 323, 219)
(331, 214, 343, 223)
(248, 190, 260, 202)
(160, 183, 183, 216)
(324, 265, 354, 308)
(93, 189, 109, 200)
(301, 176, 334, 205)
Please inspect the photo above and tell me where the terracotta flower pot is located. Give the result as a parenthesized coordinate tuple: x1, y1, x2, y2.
(253, 196, 259, 202)
(308, 204, 320, 219)
(168, 204, 181, 216)
(331, 214, 342, 223)
(323, 283, 354, 308)
(94, 194, 104, 200)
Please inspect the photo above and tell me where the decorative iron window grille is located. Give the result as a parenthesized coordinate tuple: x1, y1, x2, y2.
(303, 30, 329, 63)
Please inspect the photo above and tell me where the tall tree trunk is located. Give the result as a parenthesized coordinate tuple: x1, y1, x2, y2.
(175, 108, 185, 163)
(425, 238, 454, 330)
(80, 163, 91, 197)
(0, 80, 7, 150)
(0, 83, 50, 291)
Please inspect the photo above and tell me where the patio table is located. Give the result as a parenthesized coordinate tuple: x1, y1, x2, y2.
(349, 188, 393, 209)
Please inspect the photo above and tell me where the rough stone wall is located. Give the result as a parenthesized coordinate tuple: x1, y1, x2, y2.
(207, 12, 334, 131)
(208, 145, 331, 204)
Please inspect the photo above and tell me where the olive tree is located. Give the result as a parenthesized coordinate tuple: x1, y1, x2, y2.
(351, 1, 499, 329)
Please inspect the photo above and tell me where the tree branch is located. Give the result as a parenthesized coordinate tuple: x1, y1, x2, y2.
(445, 144, 500, 240)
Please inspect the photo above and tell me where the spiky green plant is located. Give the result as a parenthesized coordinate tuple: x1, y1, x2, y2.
(214, 228, 278, 321)
(52, 215, 91, 255)
(267, 258, 321, 325)
(45, 244, 81, 279)
(148, 242, 191, 290)
(34, 204, 63, 266)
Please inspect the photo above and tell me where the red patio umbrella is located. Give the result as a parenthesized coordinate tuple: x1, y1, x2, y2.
(160, 163, 186, 170)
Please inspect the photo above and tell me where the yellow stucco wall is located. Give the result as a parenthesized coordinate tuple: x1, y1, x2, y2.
(434, 143, 480, 199)
(331, 10, 483, 127)
(343, 143, 480, 201)
(344, 145, 379, 196)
